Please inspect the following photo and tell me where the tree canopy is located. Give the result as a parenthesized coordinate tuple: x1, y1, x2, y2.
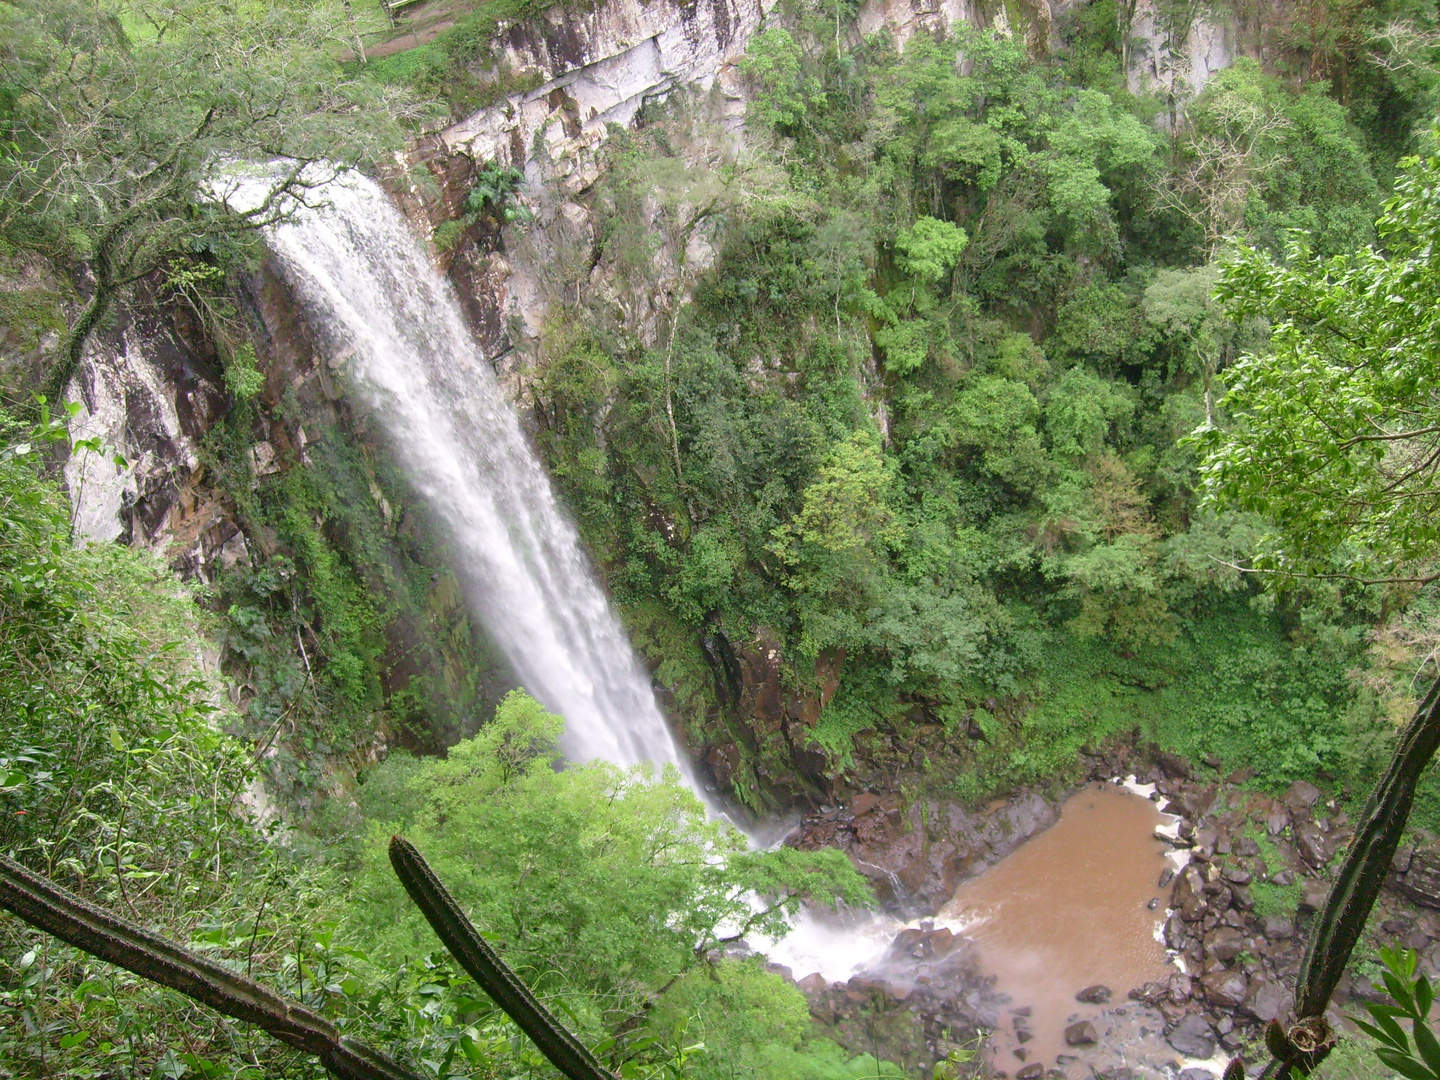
(0, 0, 418, 393)
(1198, 139, 1440, 586)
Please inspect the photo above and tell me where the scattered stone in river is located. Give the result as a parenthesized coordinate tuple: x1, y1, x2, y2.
(1075, 984, 1112, 1004)
(1016, 1064, 1044, 1080)
(1064, 1021, 1099, 1046)
(1167, 1013, 1217, 1057)
(1159, 867, 1175, 888)
(1147, 897, 1160, 909)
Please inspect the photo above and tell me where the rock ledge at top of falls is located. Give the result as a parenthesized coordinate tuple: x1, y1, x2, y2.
(437, 0, 775, 185)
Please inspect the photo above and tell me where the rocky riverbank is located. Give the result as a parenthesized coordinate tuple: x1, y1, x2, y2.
(774, 745, 1440, 1078)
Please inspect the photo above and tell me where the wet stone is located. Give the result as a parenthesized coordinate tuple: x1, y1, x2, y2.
(1064, 1021, 1099, 1046)
(1016, 1064, 1045, 1080)
(1167, 1013, 1217, 1058)
(1262, 915, 1294, 939)
(1076, 984, 1112, 1004)
(1201, 968, 1249, 1009)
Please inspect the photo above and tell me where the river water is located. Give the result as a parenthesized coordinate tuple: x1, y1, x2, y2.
(238, 172, 1176, 1073)
(940, 782, 1171, 1071)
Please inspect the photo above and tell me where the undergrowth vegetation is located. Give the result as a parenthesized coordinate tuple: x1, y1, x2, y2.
(524, 4, 1435, 816)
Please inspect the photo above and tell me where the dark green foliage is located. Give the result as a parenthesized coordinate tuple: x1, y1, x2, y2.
(522, 17, 1418, 792)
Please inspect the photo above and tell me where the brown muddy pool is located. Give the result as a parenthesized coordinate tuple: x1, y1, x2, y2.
(939, 782, 1172, 1071)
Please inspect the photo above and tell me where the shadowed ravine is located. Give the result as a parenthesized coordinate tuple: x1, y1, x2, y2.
(241, 171, 1180, 1071)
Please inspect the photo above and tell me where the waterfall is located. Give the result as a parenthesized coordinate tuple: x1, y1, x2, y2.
(237, 170, 689, 777)
(231, 168, 896, 985)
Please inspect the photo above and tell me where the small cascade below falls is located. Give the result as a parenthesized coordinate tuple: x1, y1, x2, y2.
(239, 170, 689, 776)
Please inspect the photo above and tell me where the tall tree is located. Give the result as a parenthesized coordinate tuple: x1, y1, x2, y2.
(0, 0, 418, 399)
(1198, 141, 1440, 586)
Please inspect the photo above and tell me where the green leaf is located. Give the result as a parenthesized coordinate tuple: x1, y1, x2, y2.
(1412, 1017, 1440, 1078)
(1377, 1048, 1440, 1080)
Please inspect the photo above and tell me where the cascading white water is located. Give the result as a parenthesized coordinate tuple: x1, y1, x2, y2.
(227, 167, 899, 984)
(231, 170, 689, 776)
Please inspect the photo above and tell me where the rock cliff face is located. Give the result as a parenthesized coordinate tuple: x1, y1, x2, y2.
(1125, 0, 1238, 105)
(63, 295, 228, 558)
(39, 0, 1263, 799)
(57, 0, 1253, 553)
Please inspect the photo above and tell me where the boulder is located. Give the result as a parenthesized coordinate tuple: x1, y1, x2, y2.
(1167, 972, 1193, 1005)
(1156, 751, 1194, 779)
(1175, 786, 1219, 820)
(1129, 981, 1167, 1005)
(1165, 912, 1188, 950)
(1174, 866, 1208, 922)
(1244, 976, 1289, 1022)
(1283, 780, 1322, 810)
(1205, 926, 1246, 963)
(1299, 879, 1330, 914)
(1201, 968, 1249, 1009)
(797, 972, 827, 994)
(1396, 844, 1440, 909)
(1017, 1065, 1044, 1080)
(1295, 822, 1335, 868)
(1394, 844, 1417, 874)
(1076, 984, 1112, 1004)
(1167, 1014, 1217, 1057)
(1064, 1020, 1099, 1047)
(1262, 915, 1294, 939)
(1180, 1070, 1216, 1080)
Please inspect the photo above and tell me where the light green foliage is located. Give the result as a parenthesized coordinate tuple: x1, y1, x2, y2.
(1044, 365, 1134, 457)
(893, 216, 968, 286)
(1351, 946, 1440, 1080)
(1313, 1036, 1396, 1080)
(949, 376, 1048, 489)
(645, 959, 906, 1080)
(1158, 59, 1380, 257)
(525, 20, 1425, 783)
(222, 342, 264, 401)
(1199, 143, 1440, 583)
(0, 0, 417, 389)
(741, 28, 824, 130)
(352, 691, 870, 1026)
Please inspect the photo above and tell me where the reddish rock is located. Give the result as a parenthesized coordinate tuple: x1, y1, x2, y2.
(1295, 822, 1335, 868)
(1204, 926, 1245, 963)
(1200, 968, 1249, 1008)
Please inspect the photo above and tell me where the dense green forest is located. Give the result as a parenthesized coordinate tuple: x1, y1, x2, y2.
(7, 0, 1440, 1077)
